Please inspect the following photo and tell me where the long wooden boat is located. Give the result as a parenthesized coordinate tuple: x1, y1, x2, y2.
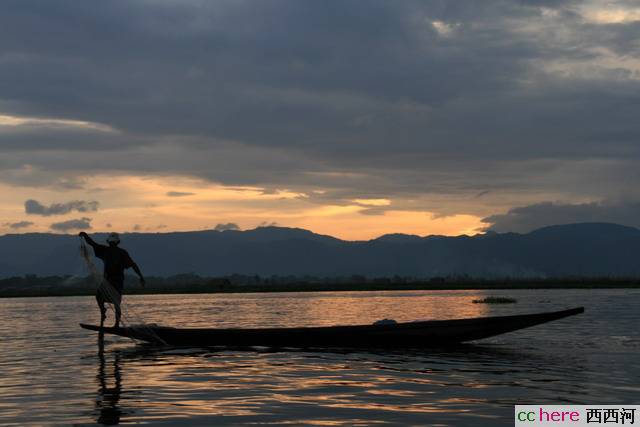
(80, 306, 584, 348)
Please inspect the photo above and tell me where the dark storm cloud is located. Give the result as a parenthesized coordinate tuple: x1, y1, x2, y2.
(25, 199, 99, 216)
(483, 201, 640, 233)
(50, 217, 92, 231)
(214, 223, 240, 231)
(166, 191, 195, 197)
(0, 122, 123, 151)
(1, 0, 640, 216)
(3, 221, 34, 229)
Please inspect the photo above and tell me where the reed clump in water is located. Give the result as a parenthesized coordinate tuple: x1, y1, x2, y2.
(472, 296, 517, 304)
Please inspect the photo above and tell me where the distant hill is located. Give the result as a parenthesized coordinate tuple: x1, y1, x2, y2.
(1, 223, 639, 278)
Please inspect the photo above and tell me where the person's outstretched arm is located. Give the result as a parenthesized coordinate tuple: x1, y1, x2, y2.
(131, 263, 146, 287)
(79, 231, 99, 248)
(122, 250, 145, 287)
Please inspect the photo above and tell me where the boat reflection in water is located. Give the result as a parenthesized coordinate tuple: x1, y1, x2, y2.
(95, 333, 123, 425)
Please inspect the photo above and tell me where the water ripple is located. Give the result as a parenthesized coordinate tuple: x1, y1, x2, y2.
(0, 289, 637, 426)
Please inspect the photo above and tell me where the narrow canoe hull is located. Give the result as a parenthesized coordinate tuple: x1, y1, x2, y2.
(80, 306, 584, 348)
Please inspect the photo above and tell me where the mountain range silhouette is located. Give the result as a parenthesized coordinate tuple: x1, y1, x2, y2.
(1, 222, 639, 278)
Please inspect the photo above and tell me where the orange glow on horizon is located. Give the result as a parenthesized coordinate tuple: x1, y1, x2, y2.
(0, 174, 486, 240)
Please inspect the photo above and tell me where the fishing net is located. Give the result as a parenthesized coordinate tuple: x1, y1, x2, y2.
(79, 237, 167, 345)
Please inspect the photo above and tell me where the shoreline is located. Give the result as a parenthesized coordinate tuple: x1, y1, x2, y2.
(2, 280, 639, 299)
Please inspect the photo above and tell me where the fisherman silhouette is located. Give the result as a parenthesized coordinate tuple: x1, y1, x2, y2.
(79, 231, 145, 327)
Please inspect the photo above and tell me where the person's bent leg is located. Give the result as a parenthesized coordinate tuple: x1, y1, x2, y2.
(110, 282, 123, 328)
(96, 294, 107, 327)
(114, 303, 122, 328)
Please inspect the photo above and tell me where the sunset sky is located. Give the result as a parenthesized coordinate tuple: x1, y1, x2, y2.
(1, 0, 640, 240)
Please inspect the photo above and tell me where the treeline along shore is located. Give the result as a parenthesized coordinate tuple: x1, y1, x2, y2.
(1, 274, 639, 298)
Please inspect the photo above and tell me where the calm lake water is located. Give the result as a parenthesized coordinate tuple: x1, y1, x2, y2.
(0, 289, 638, 426)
